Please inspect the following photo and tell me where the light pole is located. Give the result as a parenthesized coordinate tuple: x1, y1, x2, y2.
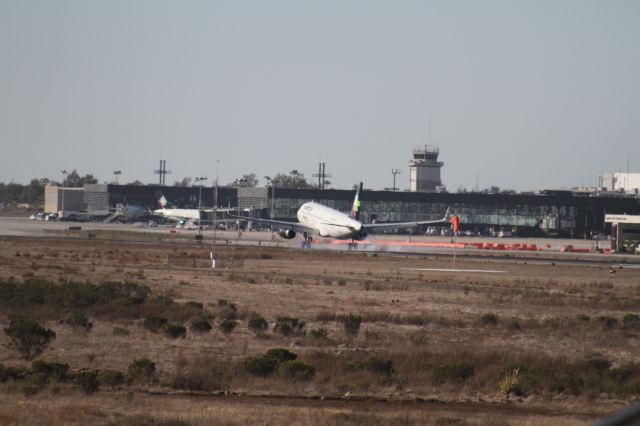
(60, 169, 68, 219)
(194, 177, 208, 239)
(211, 161, 220, 267)
(264, 176, 275, 238)
(391, 169, 401, 192)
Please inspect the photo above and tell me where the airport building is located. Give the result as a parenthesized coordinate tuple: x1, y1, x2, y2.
(46, 183, 640, 239)
(605, 214, 640, 253)
(600, 172, 640, 195)
(408, 145, 444, 192)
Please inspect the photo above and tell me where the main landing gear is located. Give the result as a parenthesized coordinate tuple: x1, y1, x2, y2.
(347, 240, 358, 250)
(301, 233, 313, 249)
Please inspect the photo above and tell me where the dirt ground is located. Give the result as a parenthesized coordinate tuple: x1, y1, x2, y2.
(0, 234, 639, 425)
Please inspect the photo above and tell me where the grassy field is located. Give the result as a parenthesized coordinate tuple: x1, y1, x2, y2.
(0, 235, 639, 425)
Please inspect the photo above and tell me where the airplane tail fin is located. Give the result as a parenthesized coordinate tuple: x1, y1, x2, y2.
(351, 182, 363, 221)
(158, 195, 168, 209)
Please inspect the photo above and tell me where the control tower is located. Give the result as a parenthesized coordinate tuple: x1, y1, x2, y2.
(408, 145, 444, 192)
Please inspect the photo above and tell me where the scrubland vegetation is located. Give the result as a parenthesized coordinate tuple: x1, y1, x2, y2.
(0, 236, 639, 424)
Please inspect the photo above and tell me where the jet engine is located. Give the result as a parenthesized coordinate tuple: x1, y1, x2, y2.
(278, 229, 297, 239)
(355, 231, 368, 241)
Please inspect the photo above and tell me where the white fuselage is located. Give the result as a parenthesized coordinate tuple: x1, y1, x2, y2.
(153, 208, 201, 221)
(296, 202, 362, 239)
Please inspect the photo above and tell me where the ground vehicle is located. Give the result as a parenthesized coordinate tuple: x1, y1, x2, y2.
(623, 240, 640, 254)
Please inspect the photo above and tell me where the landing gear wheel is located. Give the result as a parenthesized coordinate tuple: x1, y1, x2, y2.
(301, 234, 313, 249)
(347, 242, 358, 250)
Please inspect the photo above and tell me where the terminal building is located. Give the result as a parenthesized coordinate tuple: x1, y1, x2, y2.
(46, 183, 640, 240)
(43, 149, 640, 245)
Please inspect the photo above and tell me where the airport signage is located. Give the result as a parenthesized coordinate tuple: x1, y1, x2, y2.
(605, 214, 640, 224)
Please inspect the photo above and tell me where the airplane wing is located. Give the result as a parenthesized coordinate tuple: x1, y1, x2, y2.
(362, 208, 451, 232)
(227, 212, 317, 235)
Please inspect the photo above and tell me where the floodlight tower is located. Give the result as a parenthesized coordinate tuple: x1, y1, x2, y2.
(60, 169, 68, 219)
(194, 176, 208, 238)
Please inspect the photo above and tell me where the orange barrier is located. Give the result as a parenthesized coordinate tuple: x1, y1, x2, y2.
(325, 239, 595, 253)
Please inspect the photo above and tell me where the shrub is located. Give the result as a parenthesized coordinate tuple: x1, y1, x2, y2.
(219, 319, 238, 334)
(506, 320, 521, 331)
(265, 348, 297, 363)
(338, 313, 362, 338)
(151, 294, 173, 307)
(274, 316, 306, 337)
(32, 360, 69, 381)
(4, 318, 56, 360)
(279, 360, 316, 381)
(596, 316, 617, 328)
(75, 370, 99, 394)
(65, 311, 93, 331)
(98, 369, 125, 389)
(309, 328, 329, 340)
(247, 313, 268, 335)
(498, 363, 545, 396)
(244, 349, 298, 376)
(0, 278, 151, 313)
(431, 363, 474, 384)
(623, 314, 640, 326)
(143, 316, 168, 333)
(21, 372, 48, 396)
(113, 326, 130, 336)
(162, 323, 187, 339)
(217, 299, 238, 320)
(480, 313, 498, 326)
(244, 355, 280, 376)
(0, 364, 27, 382)
(128, 358, 156, 383)
(576, 314, 590, 322)
(186, 301, 204, 310)
(499, 368, 521, 399)
(190, 319, 212, 333)
(170, 355, 230, 391)
(352, 357, 394, 376)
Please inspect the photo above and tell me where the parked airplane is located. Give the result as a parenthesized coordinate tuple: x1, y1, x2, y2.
(230, 183, 451, 249)
(152, 196, 237, 229)
(152, 207, 202, 221)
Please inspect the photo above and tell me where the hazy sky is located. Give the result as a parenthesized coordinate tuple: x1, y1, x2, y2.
(1, 1, 638, 191)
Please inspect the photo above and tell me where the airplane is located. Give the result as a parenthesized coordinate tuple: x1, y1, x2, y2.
(229, 183, 452, 249)
(152, 196, 238, 229)
(152, 207, 202, 221)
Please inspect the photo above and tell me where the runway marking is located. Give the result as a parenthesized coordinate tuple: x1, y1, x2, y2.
(402, 268, 508, 274)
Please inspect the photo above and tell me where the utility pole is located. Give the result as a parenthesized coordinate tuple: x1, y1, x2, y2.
(153, 160, 171, 185)
(391, 169, 401, 191)
(212, 160, 219, 267)
(60, 169, 68, 219)
(194, 177, 208, 239)
(265, 176, 276, 239)
(312, 162, 332, 189)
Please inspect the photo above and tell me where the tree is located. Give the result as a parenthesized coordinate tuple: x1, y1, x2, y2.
(4, 319, 56, 360)
(271, 170, 313, 189)
(174, 177, 192, 187)
(64, 170, 98, 187)
(227, 173, 259, 188)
